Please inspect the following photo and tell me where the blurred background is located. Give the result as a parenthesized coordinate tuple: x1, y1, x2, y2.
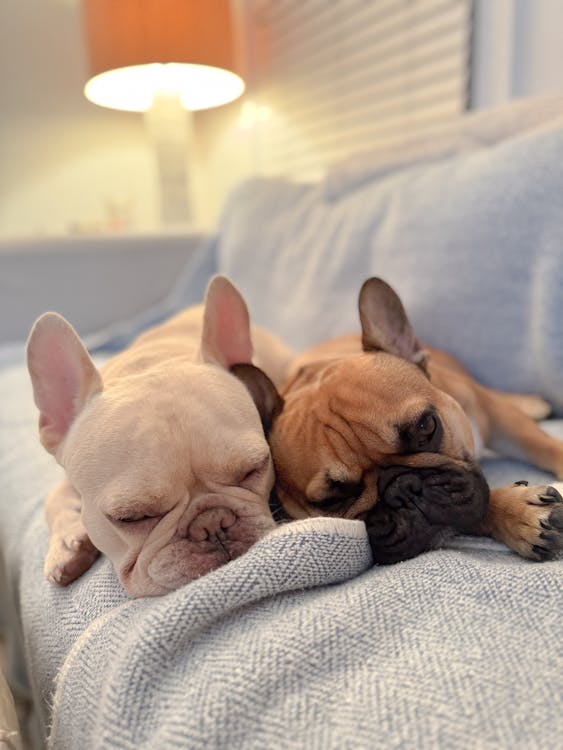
(1, 0, 562, 239)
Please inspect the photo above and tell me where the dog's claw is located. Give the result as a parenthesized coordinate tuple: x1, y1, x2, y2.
(524, 486, 563, 507)
(538, 495, 557, 504)
(541, 486, 562, 503)
(527, 486, 563, 506)
(514, 480, 529, 486)
(531, 544, 552, 560)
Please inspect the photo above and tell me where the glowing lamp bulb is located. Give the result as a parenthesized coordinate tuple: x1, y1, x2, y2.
(84, 63, 245, 112)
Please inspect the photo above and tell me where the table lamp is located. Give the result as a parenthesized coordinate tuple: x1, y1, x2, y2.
(82, 0, 245, 225)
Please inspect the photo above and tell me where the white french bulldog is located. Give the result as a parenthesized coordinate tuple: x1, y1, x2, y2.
(27, 276, 292, 597)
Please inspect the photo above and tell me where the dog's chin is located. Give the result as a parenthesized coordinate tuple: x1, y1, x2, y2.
(120, 517, 276, 597)
(366, 464, 490, 564)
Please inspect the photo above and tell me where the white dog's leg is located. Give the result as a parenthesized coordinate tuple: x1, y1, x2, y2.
(44, 480, 100, 585)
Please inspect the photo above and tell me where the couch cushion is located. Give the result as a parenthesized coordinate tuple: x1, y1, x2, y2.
(218, 104, 563, 413)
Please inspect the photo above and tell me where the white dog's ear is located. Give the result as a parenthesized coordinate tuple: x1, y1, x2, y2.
(359, 277, 427, 370)
(200, 275, 253, 367)
(27, 313, 103, 455)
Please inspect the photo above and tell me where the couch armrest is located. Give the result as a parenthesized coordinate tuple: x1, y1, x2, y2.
(0, 231, 217, 344)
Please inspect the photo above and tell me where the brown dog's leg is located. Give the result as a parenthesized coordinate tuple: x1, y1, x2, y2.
(476, 386, 563, 479)
(44, 479, 100, 585)
(479, 483, 563, 560)
(499, 392, 551, 421)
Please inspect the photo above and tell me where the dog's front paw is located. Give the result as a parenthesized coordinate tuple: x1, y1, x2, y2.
(44, 522, 100, 586)
(486, 484, 563, 561)
(524, 485, 563, 561)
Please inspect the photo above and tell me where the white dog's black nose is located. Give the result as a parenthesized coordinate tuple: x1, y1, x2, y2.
(188, 507, 236, 542)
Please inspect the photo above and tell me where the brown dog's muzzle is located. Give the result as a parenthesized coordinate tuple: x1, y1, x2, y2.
(366, 463, 489, 564)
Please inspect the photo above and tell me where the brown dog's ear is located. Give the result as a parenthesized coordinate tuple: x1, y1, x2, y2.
(359, 277, 427, 369)
(200, 275, 253, 368)
(27, 312, 103, 455)
(230, 364, 284, 437)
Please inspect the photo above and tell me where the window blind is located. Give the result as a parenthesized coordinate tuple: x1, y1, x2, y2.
(240, 0, 474, 179)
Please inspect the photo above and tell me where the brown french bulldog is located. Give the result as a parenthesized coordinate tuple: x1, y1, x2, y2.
(268, 278, 563, 564)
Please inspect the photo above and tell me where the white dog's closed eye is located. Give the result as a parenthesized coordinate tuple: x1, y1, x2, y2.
(112, 514, 162, 526)
(104, 495, 167, 527)
(238, 454, 270, 486)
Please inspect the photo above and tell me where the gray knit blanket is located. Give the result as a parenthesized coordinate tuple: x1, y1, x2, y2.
(30, 516, 563, 749)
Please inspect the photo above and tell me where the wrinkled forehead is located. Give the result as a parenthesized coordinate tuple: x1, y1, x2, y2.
(293, 352, 436, 411)
(107, 365, 262, 426)
(68, 366, 267, 480)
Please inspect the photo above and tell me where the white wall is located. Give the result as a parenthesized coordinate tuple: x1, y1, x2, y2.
(471, 0, 563, 108)
(511, 0, 563, 98)
(0, 115, 159, 238)
(0, 0, 160, 239)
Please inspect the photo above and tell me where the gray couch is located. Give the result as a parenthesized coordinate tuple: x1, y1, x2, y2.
(1, 96, 562, 749)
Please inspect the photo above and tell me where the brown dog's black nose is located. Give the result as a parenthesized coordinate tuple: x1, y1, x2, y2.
(377, 466, 422, 507)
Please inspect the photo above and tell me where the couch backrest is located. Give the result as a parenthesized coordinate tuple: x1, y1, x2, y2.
(217, 97, 563, 413)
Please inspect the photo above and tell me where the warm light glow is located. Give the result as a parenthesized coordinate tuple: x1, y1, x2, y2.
(84, 63, 245, 112)
(238, 100, 273, 130)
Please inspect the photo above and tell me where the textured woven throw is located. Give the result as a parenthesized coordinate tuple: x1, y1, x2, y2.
(41, 521, 562, 749)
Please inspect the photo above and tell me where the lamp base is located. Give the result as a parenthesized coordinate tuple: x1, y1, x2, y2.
(143, 93, 192, 226)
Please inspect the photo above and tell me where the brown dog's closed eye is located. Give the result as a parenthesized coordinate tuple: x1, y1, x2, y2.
(309, 477, 365, 513)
